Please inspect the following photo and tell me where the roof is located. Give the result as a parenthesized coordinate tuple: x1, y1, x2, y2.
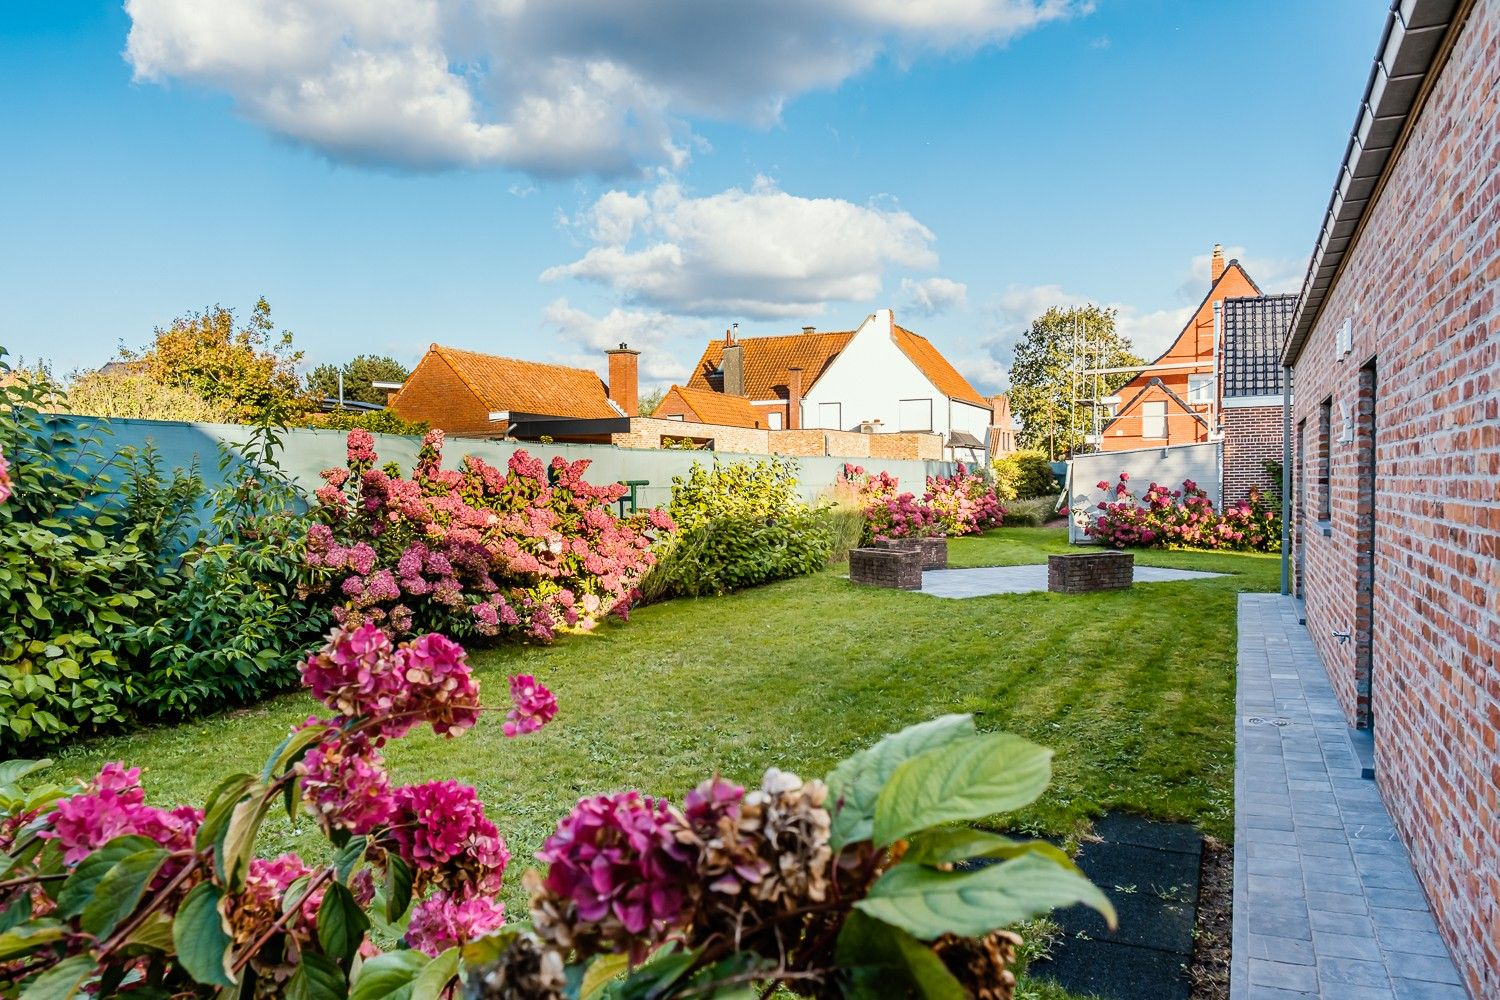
(947, 430, 986, 450)
(1284, 0, 1465, 364)
(654, 385, 766, 428)
(402, 345, 623, 420)
(892, 326, 989, 406)
(1142, 259, 1261, 369)
(686, 330, 855, 400)
(1113, 377, 1210, 430)
(1223, 295, 1298, 397)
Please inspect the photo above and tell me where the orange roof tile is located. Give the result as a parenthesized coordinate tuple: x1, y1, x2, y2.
(685, 331, 855, 400)
(654, 385, 766, 428)
(892, 326, 988, 406)
(402, 345, 622, 420)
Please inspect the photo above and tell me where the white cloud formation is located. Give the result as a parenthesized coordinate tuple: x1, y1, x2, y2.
(542, 298, 693, 388)
(901, 276, 969, 316)
(123, 0, 1086, 175)
(1179, 245, 1307, 300)
(543, 177, 939, 317)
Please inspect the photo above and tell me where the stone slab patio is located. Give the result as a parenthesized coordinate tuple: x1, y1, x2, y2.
(916, 563, 1223, 598)
(1232, 594, 1465, 1000)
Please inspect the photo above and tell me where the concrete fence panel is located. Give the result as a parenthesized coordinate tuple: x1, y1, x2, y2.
(1065, 442, 1223, 544)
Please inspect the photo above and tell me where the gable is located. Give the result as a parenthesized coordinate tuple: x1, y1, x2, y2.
(892, 326, 988, 405)
(654, 385, 765, 428)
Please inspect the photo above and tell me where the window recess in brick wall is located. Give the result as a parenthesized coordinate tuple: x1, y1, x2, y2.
(1317, 398, 1333, 529)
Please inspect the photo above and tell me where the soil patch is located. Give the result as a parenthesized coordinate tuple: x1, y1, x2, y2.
(1187, 836, 1231, 1000)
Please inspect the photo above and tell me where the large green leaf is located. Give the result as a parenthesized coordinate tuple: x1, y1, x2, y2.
(903, 828, 1080, 875)
(0, 920, 66, 961)
(334, 836, 368, 884)
(349, 949, 430, 1000)
(262, 722, 329, 782)
(317, 880, 371, 965)
(0, 759, 52, 788)
(172, 881, 237, 988)
(384, 856, 413, 923)
(195, 773, 257, 853)
(835, 910, 966, 1000)
(410, 946, 459, 1000)
(579, 953, 630, 1000)
(872, 733, 1052, 846)
(17, 954, 94, 1000)
(217, 787, 271, 890)
(80, 848, 169, 938)
(855, 854, 1116, 940)
(55, 835, 159, 918)
(826, 714, 977, 849)
(287, 951, 347, 1000)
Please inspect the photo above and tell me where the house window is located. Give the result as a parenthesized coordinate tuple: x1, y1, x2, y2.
(1318, 398, 1333, 522)
(1187, 374, 1213, 405)
(898, 398, 933, 432)
(767, 411, 783, 430)
(817, 402, 843, 429)
(666, 414, 685, 421)
(1142, 401, 1167, 438)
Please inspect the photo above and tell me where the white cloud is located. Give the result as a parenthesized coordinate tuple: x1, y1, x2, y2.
(542, 298, 693, 387)
(124, 0, 1087, 176)
(901, 276, 968, 316)
(1179, 245, 1307, 300)
(543, 177, 939, 317)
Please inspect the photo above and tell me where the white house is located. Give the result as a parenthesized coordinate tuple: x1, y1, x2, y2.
(682, 309, 992, 462)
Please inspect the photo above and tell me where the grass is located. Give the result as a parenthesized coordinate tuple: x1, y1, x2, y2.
(51, 526, 1276, 991)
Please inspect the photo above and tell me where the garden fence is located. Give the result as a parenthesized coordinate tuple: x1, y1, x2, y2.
(1065, 442, 1223, 544)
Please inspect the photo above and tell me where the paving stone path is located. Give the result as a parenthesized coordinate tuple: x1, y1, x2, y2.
(1232, 594, 1465, 1000)
(916, 563, 1222, 598)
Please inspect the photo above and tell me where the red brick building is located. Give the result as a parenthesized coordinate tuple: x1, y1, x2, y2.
(1283, 0, 1497, 993)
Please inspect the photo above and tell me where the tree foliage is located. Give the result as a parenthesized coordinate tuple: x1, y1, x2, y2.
(637, 386, 667, 417)
(306, 354, 410, 407)
(1006, 305, 1143, 459)
(58, 368, 227, 423)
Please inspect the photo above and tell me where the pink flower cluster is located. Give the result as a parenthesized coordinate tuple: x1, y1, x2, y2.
(0, 445, 11, 504)
(406, 892, 508, 957)
(305, 430, 672, 643)
(504, 675, 558, 737)
(300, 624, 481, 738)
(924, 463, 1005, 536)
(298, 728, 393, 835)
(391, 781, 510, 896)
(43, 763, 202, 865)
(839, 463, 1002, 543)
(1085, 473, 1279, 552)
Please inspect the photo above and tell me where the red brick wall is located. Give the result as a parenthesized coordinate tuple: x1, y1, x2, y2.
(1221, 404, 1283, 506)
(389, 353, 494, 434)
(1289, 3, 1500, 993)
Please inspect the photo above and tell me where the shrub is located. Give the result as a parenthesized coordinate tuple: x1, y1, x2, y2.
(1002, 494, 1061, 527)
(1085, 472, 1280, 552)
(1011, 450, 1058, 499)
(298, 408, 429, 436)
(838, 463, 1003, 543)
(990, 455, 1021, 502)
(924, 463, 1005, 536)
(0, 626, 1112, 999)
(305, 429, 671, 642)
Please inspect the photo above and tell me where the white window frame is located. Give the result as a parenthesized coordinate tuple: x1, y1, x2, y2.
(817, 402, 843, 430)
(666, 414, 685, 421)
(1142, 400, 1168, 439)
(897, 398, 933, 432)
(1187, 374, 1213, 406)
(767, 411, 783, 430)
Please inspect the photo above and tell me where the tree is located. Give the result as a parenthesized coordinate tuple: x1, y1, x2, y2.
(638, 385, 667, 416)
(57, 367, 226, 422)
(1007, 304, 1143, 459)
(306, 354, 410, 406)
(125, 297, 311, 422)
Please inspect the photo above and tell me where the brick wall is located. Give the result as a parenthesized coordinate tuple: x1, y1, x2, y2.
(1222, 403, 1284, 505)
(868, 432, 943, 461)
(1288, 2, 1500, 992)
(611, 418, 769, 454)
(1046, 552, 1133, 593)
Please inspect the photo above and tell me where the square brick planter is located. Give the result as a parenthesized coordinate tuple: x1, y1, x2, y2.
(850, 546, 924, 590)
(871, 536, 948, 570)
(1047, 551, 1134, 593)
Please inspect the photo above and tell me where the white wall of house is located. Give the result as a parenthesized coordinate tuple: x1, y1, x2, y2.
(801, 310, 951, 435)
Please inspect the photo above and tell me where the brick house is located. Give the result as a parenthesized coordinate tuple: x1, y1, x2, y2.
(1220, 294, 1297, 505)
(1282, 0, 1498, 994)
(684, 308, 992, 461)
(986, 393, 1019, 458)
(389, 342, 638, 441)
(651, 384, 767, 428)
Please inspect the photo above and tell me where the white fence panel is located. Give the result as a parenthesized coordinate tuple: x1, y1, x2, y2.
(1065, 442, 1222, 544)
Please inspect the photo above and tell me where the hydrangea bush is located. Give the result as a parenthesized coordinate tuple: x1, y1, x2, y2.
(924, 463, 1005, 537)
(306, 430, 674, 643)
(1085, 473, 1280, 552)
(837, 463, 1004, 544)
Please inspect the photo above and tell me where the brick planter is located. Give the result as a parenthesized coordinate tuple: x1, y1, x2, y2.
(871, 536, 948, 570)
(850, 546, 924, 590)
(1047, 551, 1133, 593)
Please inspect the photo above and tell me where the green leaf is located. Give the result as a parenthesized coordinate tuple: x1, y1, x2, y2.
(217, 787, 271, 889)
(349, 949, 429, 1000)
(410, 946, 459, 1000)
(317, 880, 371, 965)
(55, 835, 159, 918)
(872, 733, 1052, 846)
(262, 722, 329, 782)
(855, 854, 1117, 941)
(124, 911, 176, 952)
(580, 953, 630, 1000)
(334, 836, 368, 884)
(826, 714, 977, 850)
(0, 920, 66, 961)
(172, 881, 237, 988)
(835, 910, 966, 1000)
(17, 954, 94, 1000)
(601, 946, 698, 1000)
(288, 951, 347, 1000)
(80, 847, 169, 938)
(903, 828, 1081, 875)
(384, 856, 413, 923)
(0, 759, 52, 787)
(195, 772, 257, 853)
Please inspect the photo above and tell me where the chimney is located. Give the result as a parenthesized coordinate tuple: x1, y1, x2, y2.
(606, 343, 640, 415)
(721, 341, 745, 397)
(787, 366, 803, 430)
(1210, 243, 1226, 284)
(723, 324, 736, 346)
(802, 326, 815, 335)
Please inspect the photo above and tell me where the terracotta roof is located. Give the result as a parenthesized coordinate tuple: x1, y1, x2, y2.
(654, 385, 766, 428)
(400, 345, 622, 420)
(685, 331, 855, 400)
(892, 326, 989, 406)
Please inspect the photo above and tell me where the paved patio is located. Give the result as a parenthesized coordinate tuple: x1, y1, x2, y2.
(917, 563, 1223, 598)
(1232, 594, 1464, 1000)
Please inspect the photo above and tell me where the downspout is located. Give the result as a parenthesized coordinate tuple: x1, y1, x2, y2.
(1281, 365, 1292, 595)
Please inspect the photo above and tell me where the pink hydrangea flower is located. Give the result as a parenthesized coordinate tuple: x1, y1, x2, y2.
(405, 892, 507, 957)
(398, 633, 482, 737)
(347, 429, 377, 466)
(297, 727, 395, 835)
(503, 675, 557, 738)
(0, 446, 14, 504)
(43, 763, 201, 865)
(390, 781, 509, 895)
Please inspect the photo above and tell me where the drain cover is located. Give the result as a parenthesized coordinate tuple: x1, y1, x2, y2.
(1244, 716, 1292, 727)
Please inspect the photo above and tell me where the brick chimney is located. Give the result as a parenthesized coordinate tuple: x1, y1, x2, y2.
(802, 326, 815, 334)
(1210, 243, 1226, 284)
(606, 343, 640, 415)
(721, 341, 745, 397)
(787, 366, 803, 430)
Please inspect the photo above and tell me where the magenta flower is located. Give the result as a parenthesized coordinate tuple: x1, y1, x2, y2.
(390, 781, 509, 895)
(405, 892, 507, 957)
(503, 675, 558, 738)
(398, 633, 482, 737)
(301, 624, 404, 721)
(43, 763, 201, 865)
(0, 446, 14, 504)
(298, 728, 395, 835)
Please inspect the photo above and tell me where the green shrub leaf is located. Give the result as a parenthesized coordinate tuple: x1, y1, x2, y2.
(349, 949, 430, 1000)
(288, 951, 347, 1000)
(317, 880, 370, 965)
(0, 920, 66, 961)
(903, 828, 1080, 875)
(835, 910, 966, 1000)
(827, 714, 977, 850)
(172, 881, 236, 987)
(79, 848, 170, 938)
(17, 954, 94, 1000)
(410, 946, 460, 1000)
(873, 733, 1052, 846)
(384, 856, 413, 923)
(55, 836, 159, 918)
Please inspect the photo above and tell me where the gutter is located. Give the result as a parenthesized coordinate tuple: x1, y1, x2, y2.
(1281, 0, 1469, 367)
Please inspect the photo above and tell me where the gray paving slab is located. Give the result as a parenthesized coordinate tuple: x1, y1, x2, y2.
(915, 562, 1223, 598)
(1230, 595, 1464, 1000)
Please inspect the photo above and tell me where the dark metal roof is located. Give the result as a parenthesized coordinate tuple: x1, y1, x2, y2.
(1223, 295, 1297, 397)
(1283, 0, 1466, 365)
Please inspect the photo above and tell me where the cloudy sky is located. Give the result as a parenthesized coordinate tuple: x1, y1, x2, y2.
(2, 1, 1377, 391)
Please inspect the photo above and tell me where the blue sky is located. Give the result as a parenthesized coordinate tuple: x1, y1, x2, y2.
(0, 1, 1380, 392)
